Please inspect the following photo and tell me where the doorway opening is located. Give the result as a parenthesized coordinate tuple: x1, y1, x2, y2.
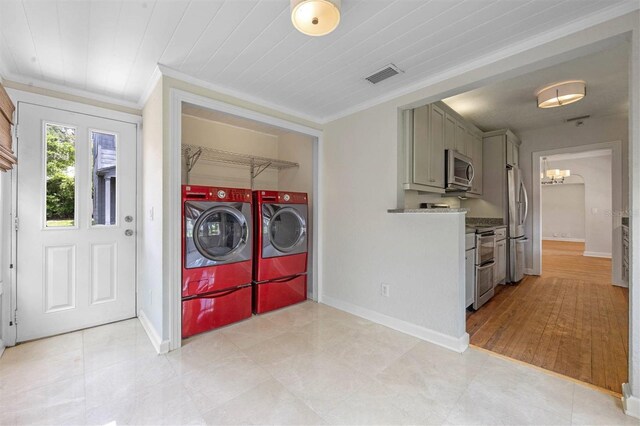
(167, 90, 322, 349)
(433, 38, 631, 395)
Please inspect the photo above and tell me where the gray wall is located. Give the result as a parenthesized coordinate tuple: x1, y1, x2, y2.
(519, 113, 628, 268)
(542, 155, 612, 256)
(542, 183, 586, 241)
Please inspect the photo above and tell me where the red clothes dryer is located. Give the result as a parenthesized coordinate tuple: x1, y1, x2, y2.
(253, 190, 308, 314)
(182, 185, 253, 338)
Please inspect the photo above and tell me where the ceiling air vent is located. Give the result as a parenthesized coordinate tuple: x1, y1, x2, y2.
(365, 64, 402, 84)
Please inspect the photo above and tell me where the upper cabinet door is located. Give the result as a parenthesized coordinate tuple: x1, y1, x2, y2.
(464, 128, 474, 158)
(506, 138, 519, 167)
(444, 114, 456, 152)
(455, 122, 466, 154)
(471, 134, 483, 195)
(429, 104, 445, 188)
(412, 105, 431, 186)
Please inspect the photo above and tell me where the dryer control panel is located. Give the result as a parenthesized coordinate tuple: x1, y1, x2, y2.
(183, 185, 252, 202)
(255, 190, 307, 204)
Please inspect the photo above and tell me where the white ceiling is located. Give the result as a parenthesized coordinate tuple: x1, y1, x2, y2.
(443, 40, 629, 133)
(0, 0, 637, 122)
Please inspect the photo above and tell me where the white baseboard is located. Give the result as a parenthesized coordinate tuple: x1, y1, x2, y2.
(583, 251, 612, 259)
(622, 383, 640, 419)
(321, 294, 469, 353)
(543, 237, 585, 242)
(138, 310, 170, 354)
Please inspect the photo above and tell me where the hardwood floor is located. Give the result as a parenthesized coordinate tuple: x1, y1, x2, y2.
(467, 240, 629, 394)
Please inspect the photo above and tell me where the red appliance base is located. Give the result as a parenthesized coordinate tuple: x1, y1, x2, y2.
(255, 252, 307, 282)
(182, 260, 252, 298)
(253, 274, 307, 314)
(182, 286, 252, 338)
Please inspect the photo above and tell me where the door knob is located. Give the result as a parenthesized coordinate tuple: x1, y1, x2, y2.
(125, 229, 134, 236)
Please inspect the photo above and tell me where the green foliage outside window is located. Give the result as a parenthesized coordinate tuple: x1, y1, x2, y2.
(46, 125, 75, 223)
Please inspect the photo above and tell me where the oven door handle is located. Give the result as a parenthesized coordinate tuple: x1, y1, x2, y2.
(477, 261, 496, 270)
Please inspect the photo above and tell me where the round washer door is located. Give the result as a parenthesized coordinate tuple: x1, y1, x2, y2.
(193, 206, 248, 261)
(268, 207, 306, 253)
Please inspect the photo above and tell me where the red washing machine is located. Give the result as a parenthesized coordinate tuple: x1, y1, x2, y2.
(253, 190, 308, 314)
(182, 185, 253, 338)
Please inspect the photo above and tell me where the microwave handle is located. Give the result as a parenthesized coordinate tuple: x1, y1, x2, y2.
(466, 163, 475, 184)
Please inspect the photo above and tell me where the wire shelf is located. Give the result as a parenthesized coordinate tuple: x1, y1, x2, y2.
(182, 144, 299, 170)
(182, 143, 299, 188)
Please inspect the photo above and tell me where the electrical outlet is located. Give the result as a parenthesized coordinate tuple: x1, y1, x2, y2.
(380, 283, 390, 297)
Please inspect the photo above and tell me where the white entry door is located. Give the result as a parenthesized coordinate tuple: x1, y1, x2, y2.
(16, 103, 137, 342)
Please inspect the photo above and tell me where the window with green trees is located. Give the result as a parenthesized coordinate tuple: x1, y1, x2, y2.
(45, 123, 76, 227)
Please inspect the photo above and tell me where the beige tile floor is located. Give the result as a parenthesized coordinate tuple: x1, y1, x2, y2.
(0, 301, 637, 425)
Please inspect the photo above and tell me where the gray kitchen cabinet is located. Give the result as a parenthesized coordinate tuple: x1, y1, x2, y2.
(407, 104, 445, 191)
(476, 129, 522, 219)
(455, 122, 467, 155)
(470, 133, 483, 195)
(495, 238, 507, 284)
(506, 132, 520, 167)
(429, 104, 446, 188)
(445, 114, 456, 152)
(403, 101, 483, 194)
(412, 105, 431, 187)
(464, 128, 474, 158)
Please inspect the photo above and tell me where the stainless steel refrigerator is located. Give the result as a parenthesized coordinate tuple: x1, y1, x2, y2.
(507, 166, 528, 282)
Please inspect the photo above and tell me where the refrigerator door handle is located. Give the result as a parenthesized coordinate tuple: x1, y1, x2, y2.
(520, 181, 528, 225)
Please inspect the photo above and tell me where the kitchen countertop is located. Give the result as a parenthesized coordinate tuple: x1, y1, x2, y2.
(466, 217, 505, 227)
(388, 208, 469, 214)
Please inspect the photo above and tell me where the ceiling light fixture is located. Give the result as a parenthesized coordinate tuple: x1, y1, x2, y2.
(541, 157, 571, 185)
(536, 80, 586, 109)
(291, 0, 341, 36)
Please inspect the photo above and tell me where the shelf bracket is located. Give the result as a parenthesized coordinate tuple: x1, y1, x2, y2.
(184, 147, 202, 184)
(250, 161, 272, 190)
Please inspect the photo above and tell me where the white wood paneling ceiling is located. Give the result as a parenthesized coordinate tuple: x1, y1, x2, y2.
(0, 0, 637, 122)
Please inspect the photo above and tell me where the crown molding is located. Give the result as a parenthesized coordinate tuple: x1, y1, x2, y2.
(157, 64, 321, 126)
(3, 72, 141, 111)
(319, 3, 640, 124)
(137, 65, 163, 107)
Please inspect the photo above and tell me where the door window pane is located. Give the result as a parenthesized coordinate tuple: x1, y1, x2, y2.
(91, 131, 117, 225)
(45, 124, 76, 227)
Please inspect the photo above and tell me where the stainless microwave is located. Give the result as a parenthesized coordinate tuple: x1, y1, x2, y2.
(445, 149, 474, 191)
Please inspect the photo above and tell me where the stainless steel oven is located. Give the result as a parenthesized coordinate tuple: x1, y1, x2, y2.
(445, 149, 474, 191)
(474, 230, 496, 310)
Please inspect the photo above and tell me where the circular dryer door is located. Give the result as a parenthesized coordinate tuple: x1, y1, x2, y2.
(193, 206, 248, 261)
(268, 207, 306, 253)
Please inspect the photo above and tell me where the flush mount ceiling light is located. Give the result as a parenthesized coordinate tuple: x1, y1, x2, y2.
(536, 80, 586, 109)
(291, 0, 341, 36)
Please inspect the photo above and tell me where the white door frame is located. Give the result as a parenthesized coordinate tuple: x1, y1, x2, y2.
(531, 141, 623, 284)
(2, 89, 141, 347)
(168, 88, 323, 351)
